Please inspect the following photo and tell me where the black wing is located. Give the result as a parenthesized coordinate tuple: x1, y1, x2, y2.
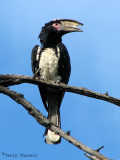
(31, 45, 48, 111)
(58, 43, 71, 84)
(31, 45, 41, 75)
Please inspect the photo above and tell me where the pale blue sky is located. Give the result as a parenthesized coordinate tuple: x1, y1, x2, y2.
(0, 0, 120, 160)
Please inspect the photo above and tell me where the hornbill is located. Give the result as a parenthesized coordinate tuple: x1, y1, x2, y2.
(31, 19, 83, 144)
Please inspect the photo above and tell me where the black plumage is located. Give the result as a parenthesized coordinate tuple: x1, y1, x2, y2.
(31, 19, 83, 144)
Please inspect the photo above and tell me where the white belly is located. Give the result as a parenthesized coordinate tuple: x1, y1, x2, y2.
(39, 48, 61, 81)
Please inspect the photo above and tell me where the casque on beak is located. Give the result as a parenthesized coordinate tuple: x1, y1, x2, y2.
(58, 19, 83, 33)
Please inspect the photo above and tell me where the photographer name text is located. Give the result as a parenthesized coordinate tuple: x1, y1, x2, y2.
(2, 152, 37, 158)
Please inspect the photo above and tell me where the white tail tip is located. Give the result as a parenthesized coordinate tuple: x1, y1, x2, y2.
(45, 129, 60, 144)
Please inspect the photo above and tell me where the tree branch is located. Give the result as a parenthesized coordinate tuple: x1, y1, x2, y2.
(84, 146, 104, 160)
(0, 86, 110, 160)
(0, 74, 120, 107)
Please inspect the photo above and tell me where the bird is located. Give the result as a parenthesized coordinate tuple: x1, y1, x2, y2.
(31, 19, 83, 144)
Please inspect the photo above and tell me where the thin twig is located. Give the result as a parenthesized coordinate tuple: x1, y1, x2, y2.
(0, 86, 110, 160)
(33, 68, 41, 78)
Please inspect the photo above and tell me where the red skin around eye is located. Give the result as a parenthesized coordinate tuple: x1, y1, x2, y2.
(52, 23, 60, 30)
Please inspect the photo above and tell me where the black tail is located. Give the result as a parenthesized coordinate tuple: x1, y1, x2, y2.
(39, 86, 64, 144)
(45, 102, 61, 144)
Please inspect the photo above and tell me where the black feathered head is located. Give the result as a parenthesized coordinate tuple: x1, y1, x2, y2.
(39, 19, 83, 45)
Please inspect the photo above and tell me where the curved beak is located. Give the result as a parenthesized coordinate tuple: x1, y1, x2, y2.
(58, 19, 83, 33)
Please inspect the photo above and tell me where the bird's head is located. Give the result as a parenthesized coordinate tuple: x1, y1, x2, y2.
(39, 19, 83, 46)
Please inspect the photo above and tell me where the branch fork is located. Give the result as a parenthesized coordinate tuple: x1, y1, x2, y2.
(0, 74, 116, 160)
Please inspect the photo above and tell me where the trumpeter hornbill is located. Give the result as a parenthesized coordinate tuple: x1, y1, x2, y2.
(31, 19, 83, 144)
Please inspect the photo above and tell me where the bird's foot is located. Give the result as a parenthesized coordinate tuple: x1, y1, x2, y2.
(40, 77, 45, 81)
(54, 80, 61, 84)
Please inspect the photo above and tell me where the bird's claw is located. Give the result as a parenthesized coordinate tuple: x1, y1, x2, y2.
(54, 80, 61, 84)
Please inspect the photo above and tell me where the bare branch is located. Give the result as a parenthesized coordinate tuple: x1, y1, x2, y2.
(84, 153, 100, 160)
(0, 86, 110, 160)
(84, 146, 104, 160)
(0, 74, 120, 107)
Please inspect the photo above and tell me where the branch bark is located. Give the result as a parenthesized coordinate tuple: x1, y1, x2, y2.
(0, 74, 120, 107)
(0, 86, 110, 160)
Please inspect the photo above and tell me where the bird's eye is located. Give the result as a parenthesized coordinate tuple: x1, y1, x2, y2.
(52, 23, 60, 29)
(54, 23, 59, 26)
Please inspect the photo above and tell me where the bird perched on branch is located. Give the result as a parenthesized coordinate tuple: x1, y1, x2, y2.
(31, 19, 83, 144)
